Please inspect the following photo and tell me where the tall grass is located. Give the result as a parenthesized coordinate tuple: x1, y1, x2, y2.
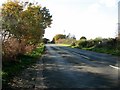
(2, 43, 45, 88)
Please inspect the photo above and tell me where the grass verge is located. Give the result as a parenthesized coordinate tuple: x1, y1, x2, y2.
(57, 44, 71, 47)
(87, 47, 120, 56)
(59, 44, 120, 56)
(2, 43, 45, 88)
(76, 46, 120, 56)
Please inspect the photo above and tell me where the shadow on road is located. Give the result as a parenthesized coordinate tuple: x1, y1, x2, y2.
(42, 54, 118, 88)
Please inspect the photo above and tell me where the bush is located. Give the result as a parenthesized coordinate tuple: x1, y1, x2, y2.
(56, 38, 76, 45)
(2, 38, 26, 61)
(2, 43, 45, 88)
(86, 40, 95, 48)
(76, 40, 87, 48)
(71, 42, 76, 46)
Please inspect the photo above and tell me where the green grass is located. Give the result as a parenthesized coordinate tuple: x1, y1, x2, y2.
(61, 43, 120, 56)
(89, 47, 120, 56)
(57, 44, 71, 47)
(80, 46, 120, 56)
(2, 43, 45, 88)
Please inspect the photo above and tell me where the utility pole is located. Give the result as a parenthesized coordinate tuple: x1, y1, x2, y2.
(118, 1, 120, 38)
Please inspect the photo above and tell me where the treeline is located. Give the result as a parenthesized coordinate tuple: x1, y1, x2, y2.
(52, 34, 120, 56)
(1, 1, 52, 61)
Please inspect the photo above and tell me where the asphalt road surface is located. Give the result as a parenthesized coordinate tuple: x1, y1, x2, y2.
(10, 44, 120, 89)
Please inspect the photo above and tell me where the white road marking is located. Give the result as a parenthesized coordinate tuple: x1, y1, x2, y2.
(80, 55, 90, 60)
(109, 65, 120, 69)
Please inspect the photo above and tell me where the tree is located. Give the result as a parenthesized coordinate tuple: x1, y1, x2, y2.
(51, 38, 55, 43)
(66, 33, 76, 39)
(53, 34, 66, 43)
(94, 37, 102, 44)
(80, 36, 87, 40)
(1, 0, 52, 59)
(71, 35, 76, 40)
(1, 1, 52, 44)
(42, 38, 49, 44)
(1, 1, 23, 42)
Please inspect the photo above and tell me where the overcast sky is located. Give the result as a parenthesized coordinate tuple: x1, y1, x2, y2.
(1, 0, 119, 40)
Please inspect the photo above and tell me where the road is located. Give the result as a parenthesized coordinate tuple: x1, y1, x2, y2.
(10, 44, 119, 89)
